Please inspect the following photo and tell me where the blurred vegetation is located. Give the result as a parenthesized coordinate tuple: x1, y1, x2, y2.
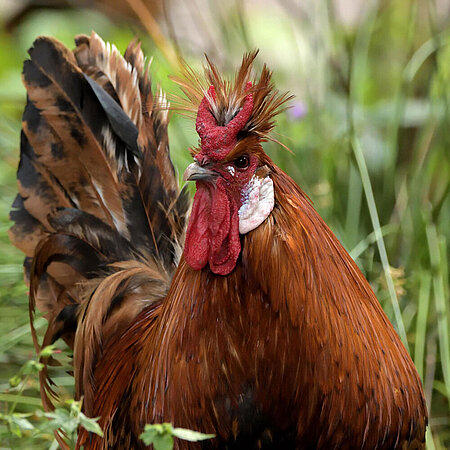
(0, 0, 448, 448)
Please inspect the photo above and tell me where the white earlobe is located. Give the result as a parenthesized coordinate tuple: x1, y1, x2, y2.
(238, 175, 274, 234)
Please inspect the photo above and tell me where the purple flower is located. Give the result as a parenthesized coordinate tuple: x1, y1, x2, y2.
(288, 101, 308, 121)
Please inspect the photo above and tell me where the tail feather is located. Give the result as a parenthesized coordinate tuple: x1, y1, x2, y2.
(9, 194, 48, 257)
(9, 33, 190, 441)
(74, 261, 167, 416)
(73, 32, 190, 267)
(17, 129, 73, 229)
(48, 208, 139, 262)
(74, 32, 143, 130)
(23, 39, 130, 235)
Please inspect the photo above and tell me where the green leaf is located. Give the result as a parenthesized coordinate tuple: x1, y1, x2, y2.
(39, 344, 58, 358)
(140, 423, 215, 449)
(41, 409, 75, 433)
(79, 413, 104, 437)
(8, 358, 44, 387)
(140, 423, 174, 450)
(9, 420, 23, 438)
(172, 427, 215, 442)
(0, 412, 35, 438)
(152, 433, 174, 450)
(22, 359, 44, 375)
(11, 415, 34, 432)
(9, 374, 21, 387)
(68, 398, 82, 416)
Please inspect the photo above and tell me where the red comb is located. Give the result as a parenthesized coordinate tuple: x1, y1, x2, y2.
(195, 82, 253, 161)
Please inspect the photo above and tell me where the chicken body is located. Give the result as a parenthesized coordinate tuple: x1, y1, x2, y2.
(10, 34, 427, 449)
(83, 168, 427, 449)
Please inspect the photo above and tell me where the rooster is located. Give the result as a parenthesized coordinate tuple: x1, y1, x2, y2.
(10, 33, 427, 449)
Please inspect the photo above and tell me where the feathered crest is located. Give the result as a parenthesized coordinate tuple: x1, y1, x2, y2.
(171, 51, 293, 151)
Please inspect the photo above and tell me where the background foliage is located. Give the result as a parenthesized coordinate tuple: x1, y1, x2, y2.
(0, 0, 448, 448)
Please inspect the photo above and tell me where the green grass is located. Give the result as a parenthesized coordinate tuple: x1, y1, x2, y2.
(0, 1, 449, 448)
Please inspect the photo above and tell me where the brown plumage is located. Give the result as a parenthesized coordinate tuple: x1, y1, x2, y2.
(10, 36, 427, 449)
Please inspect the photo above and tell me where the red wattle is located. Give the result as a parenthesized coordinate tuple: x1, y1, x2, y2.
(184, 179, 241, 275)
(184, 187, 211, 271)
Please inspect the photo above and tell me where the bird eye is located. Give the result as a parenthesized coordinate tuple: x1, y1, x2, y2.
(234, 155, 250, 169)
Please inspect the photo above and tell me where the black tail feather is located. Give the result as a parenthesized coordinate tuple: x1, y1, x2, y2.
(9, 33, 190, 436)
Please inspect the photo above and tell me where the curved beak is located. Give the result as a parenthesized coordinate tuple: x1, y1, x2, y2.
(183, 162, 217, 181)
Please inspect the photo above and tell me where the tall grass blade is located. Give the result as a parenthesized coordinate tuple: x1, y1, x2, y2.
(415, 272, 431, 380)
(426, 223, 450, 410)
(351, 136, 409, 348)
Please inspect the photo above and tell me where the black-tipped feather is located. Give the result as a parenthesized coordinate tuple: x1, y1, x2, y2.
(82, 73, 140, 157)
(48, 208, 140, 262)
